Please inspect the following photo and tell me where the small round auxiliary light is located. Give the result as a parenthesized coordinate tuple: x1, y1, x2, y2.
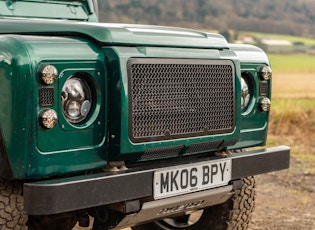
(259, 97, 271, 112)
(259, 66, 272, 81)
(40, 109, 58, 129)
(40, 65, 58, 85)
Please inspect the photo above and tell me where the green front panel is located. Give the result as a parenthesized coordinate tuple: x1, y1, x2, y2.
(104, 46, 243, 162)
(27, 38, 107, 178)
(0, 35, 108, 179)
(36, 61, 105, 152)
(231, 63, 271, 149)
(0, 33, 271, 179)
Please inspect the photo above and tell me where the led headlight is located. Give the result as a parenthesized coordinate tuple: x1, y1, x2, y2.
(241, 76, 250, 110)
(259, 97, 271, 112)
(259, 66, 272, 81)
(61, 75, 92, 124)
(40, 109, 58, 129)
(40, 65, 58, 85)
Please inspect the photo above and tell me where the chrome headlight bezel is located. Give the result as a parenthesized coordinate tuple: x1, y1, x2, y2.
(61, 74, 93, 124)
(241, 72, 252, 111)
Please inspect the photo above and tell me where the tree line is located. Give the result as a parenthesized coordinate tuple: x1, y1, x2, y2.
(98, 0, 315, 37)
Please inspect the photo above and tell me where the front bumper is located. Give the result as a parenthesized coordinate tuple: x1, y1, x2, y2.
(24, 146, 290, 215)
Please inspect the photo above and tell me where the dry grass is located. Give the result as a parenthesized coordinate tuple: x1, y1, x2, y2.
(270, 70, 315, 151)
(269, 100, 315, 175)
(269, 100, 315, 145)
(272, 70, 315, 99)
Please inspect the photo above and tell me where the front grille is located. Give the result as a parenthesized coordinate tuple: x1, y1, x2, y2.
(128, 58, 235, 143)
(184, 140, 224, 155)
(140, 145, 184, 161)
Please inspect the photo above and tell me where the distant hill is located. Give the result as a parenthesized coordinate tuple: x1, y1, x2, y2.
(98, 0, 315, 37)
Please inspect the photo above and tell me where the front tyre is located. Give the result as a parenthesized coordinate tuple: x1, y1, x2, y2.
(0, 178, 27, 230)
(133, 176, 256, 230)
(0, 178, 77, 230)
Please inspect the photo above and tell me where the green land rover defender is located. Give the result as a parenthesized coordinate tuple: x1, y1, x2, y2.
(0, 0, 290, 229)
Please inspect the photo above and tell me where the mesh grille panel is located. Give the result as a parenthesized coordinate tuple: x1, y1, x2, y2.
(39, 88, 54, 107)
(140, 146, 184, 161)
(260, 82, 268, 96)
(128, 59, 235, 142)
(185, 140, 224, 155)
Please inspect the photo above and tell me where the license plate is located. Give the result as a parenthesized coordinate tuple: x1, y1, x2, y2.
(153, 159, 232, 199)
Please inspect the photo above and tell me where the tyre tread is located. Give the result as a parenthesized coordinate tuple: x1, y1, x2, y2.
(0, 178, 27, 230)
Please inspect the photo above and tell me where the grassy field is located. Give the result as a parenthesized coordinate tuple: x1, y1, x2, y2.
(268, 54, 315, 71)
(242, 31, 315, 46)
(268, 53, 315, 98)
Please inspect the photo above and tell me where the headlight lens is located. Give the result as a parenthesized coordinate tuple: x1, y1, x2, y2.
(241, 77, 250, 110)
(62, 75, 92, 124)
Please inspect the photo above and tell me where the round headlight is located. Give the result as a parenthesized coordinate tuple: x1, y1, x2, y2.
(259, 66, 272, 81)
(241, 77, 250, 110)
(259, 97, 271, 112)
(40, 109, 58, 129)
(61, 75, 92, 124)
(40, 65, 58, 85)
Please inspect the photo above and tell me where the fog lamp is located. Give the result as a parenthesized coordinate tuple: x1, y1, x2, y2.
(62, 76, 92, 124)
(40, 65, 58, 85)
(259, 97, 271, 112)
(259, 66, 272, 81)
(40, 109, 58, 129)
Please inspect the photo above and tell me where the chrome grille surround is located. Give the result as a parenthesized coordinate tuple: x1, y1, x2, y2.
(128, 58, 235, 143)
